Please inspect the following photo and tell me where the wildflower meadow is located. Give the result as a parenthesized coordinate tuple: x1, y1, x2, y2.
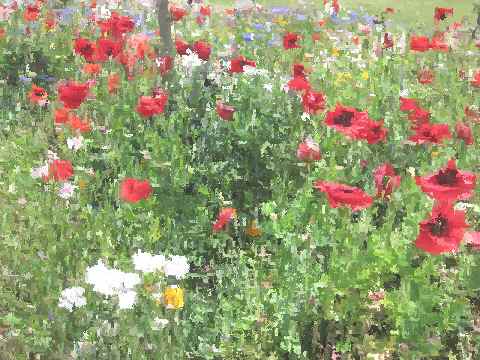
(1, 0, 480, 358)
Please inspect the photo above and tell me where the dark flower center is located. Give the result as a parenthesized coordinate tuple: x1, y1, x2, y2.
(35, 90, 44, 96)
(333, 111, 354, 126)
(436, 169, 458, 186)
(429, 216, 448, 236)
(341, 189, 354, 194)
(439, 13, 447, 20)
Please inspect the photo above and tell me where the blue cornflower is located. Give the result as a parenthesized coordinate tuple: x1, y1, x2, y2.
(243, 33, 255, 42)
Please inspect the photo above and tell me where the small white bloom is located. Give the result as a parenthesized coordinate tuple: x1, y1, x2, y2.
(67, 136, 84, 151)
(301, 112, 311, 122)
(164, 255, 190, 279)
(133, 250, 166, 273)
(263, 83, 273, 92)
(31, 163, 49, 179)
(59, 287, 87, 312)
(117, 290, 137, 310)
(8, 183, 16, 194)
(58, 182, 77, 199)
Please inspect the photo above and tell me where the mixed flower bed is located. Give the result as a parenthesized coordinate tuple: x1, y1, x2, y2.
(1, 0, 480, 358)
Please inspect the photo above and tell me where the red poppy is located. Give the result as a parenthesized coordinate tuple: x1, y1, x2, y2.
(229, 55, 256, 73)
(415, 201, 467, 255)
(430, 33, 449, 52)
(175, 38, 190, 55)
(471, 71, 480, 88)
(200, 5, 211, 16)
(283, 32, 301, 49)
(385, 7, 395, 14)
(297, 138, 321, 162)
(83, 63, 102, 75)
(408, 123, 451, 144)
(417, 68, 434, 84)
(213, 207, 236, 232)
(44, 11, 56, 30)
(416, 159, 476, 202)
(216, 101, 235, 121)
(383, 33, 394, 49)
(293, 64, 306, 78)
(23, 5, 40, 22)
(355, 118, 388, 144)
(120, 178, 153, 203)
(68, 114, 92, 133)
(434, 7, 453, 24)
(410, 35, 430, 52)
(373, 163, 401, 198)
(313, 180, 373, 211)
(74, 38, 96, 62)
(287, 76, 311, 92)
(108, 73, 120, 94)
(58, 81, 90, 109)
(136, 92, 168, 117)
(156, 55, 174, 76)
(407, 107, 431, 125)
(54, 107, 70, 124)
(196, 15, 206, 25)
(302, 90, 326, 115)
(399, 97, 419, 112)
(28, 84, 48, 105)
(455, 121, 474, 145)
(47, 160, 74, 182)
(192, 40, 211, 61)
(95, 38, 122, 62)
(169, 5, 187, 21)
(97, 11, 135, 39)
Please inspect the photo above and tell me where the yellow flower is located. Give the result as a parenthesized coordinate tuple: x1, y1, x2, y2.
(77, 179, 87, 190)
(246, 220, 262, 237)
(163, 286, 184, 310)
(361, 70, 369, 80)
(431, 151, 439, 158)
(331, 47, 340, 57)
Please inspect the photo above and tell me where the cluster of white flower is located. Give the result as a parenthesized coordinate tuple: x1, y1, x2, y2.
(85, 260, 141, 310)
(58, 287, 87, 312)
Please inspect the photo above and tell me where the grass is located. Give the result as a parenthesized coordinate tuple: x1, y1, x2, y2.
(211, 0, 478, 28)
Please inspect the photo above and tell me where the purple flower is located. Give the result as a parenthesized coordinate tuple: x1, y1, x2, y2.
(270, 7, 289, 15)
(243, 33, 255, 42)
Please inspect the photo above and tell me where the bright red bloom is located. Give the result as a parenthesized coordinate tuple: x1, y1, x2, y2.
(74, 38, 97, 62)
(283, 32, 301, 49)
(44, 11, 56, 30)
(216, 101, 235, 121)
(455, 121, 474, 145)
(297, 138, 321, 162)
(68, 114, 92, 133)
(213, 207, 236, 232)
(229, 55, 256, 73)
(95, 38, 122, 62)
(28, 84, 48, 105)
(399, 97, 419, 112)
(415, 201, 467, 255)
(434, 7, 453, 24)
(416, 159, 476, 202)
(169, 5, 187, 21)
(313, 180, 373, 211)
(471, 71, 480, 88)
(196, 15, 206, 25)
(192, 40, 211, 61)
(54, 107, 70, 124)
(373, 163, 401, 198)
(175, 38, 190, 55)
(355, 118, 388, 144)
(200, 5, 211, 16)
(83, 63, 102, 75)
(287, 76, 311, 92)
(407, 107, 431, 125)
(325, 104, 360, 137)
(430, 33, 449, 52)
(410, 35, 430, 52)
(97, 11, 135, 39)
(23, 5, 40, 22)
(120, 178, 153, 203)
(47, 160, 74, 182)
(418, 68, 434, 84)
(408, 123, 451, 144)
(156, 55, 174, 76)
(293, 64, 306, 78)
(58, 81, 90, 109)
(302, 90, 327, 115)
(136, 92, 168, 117)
